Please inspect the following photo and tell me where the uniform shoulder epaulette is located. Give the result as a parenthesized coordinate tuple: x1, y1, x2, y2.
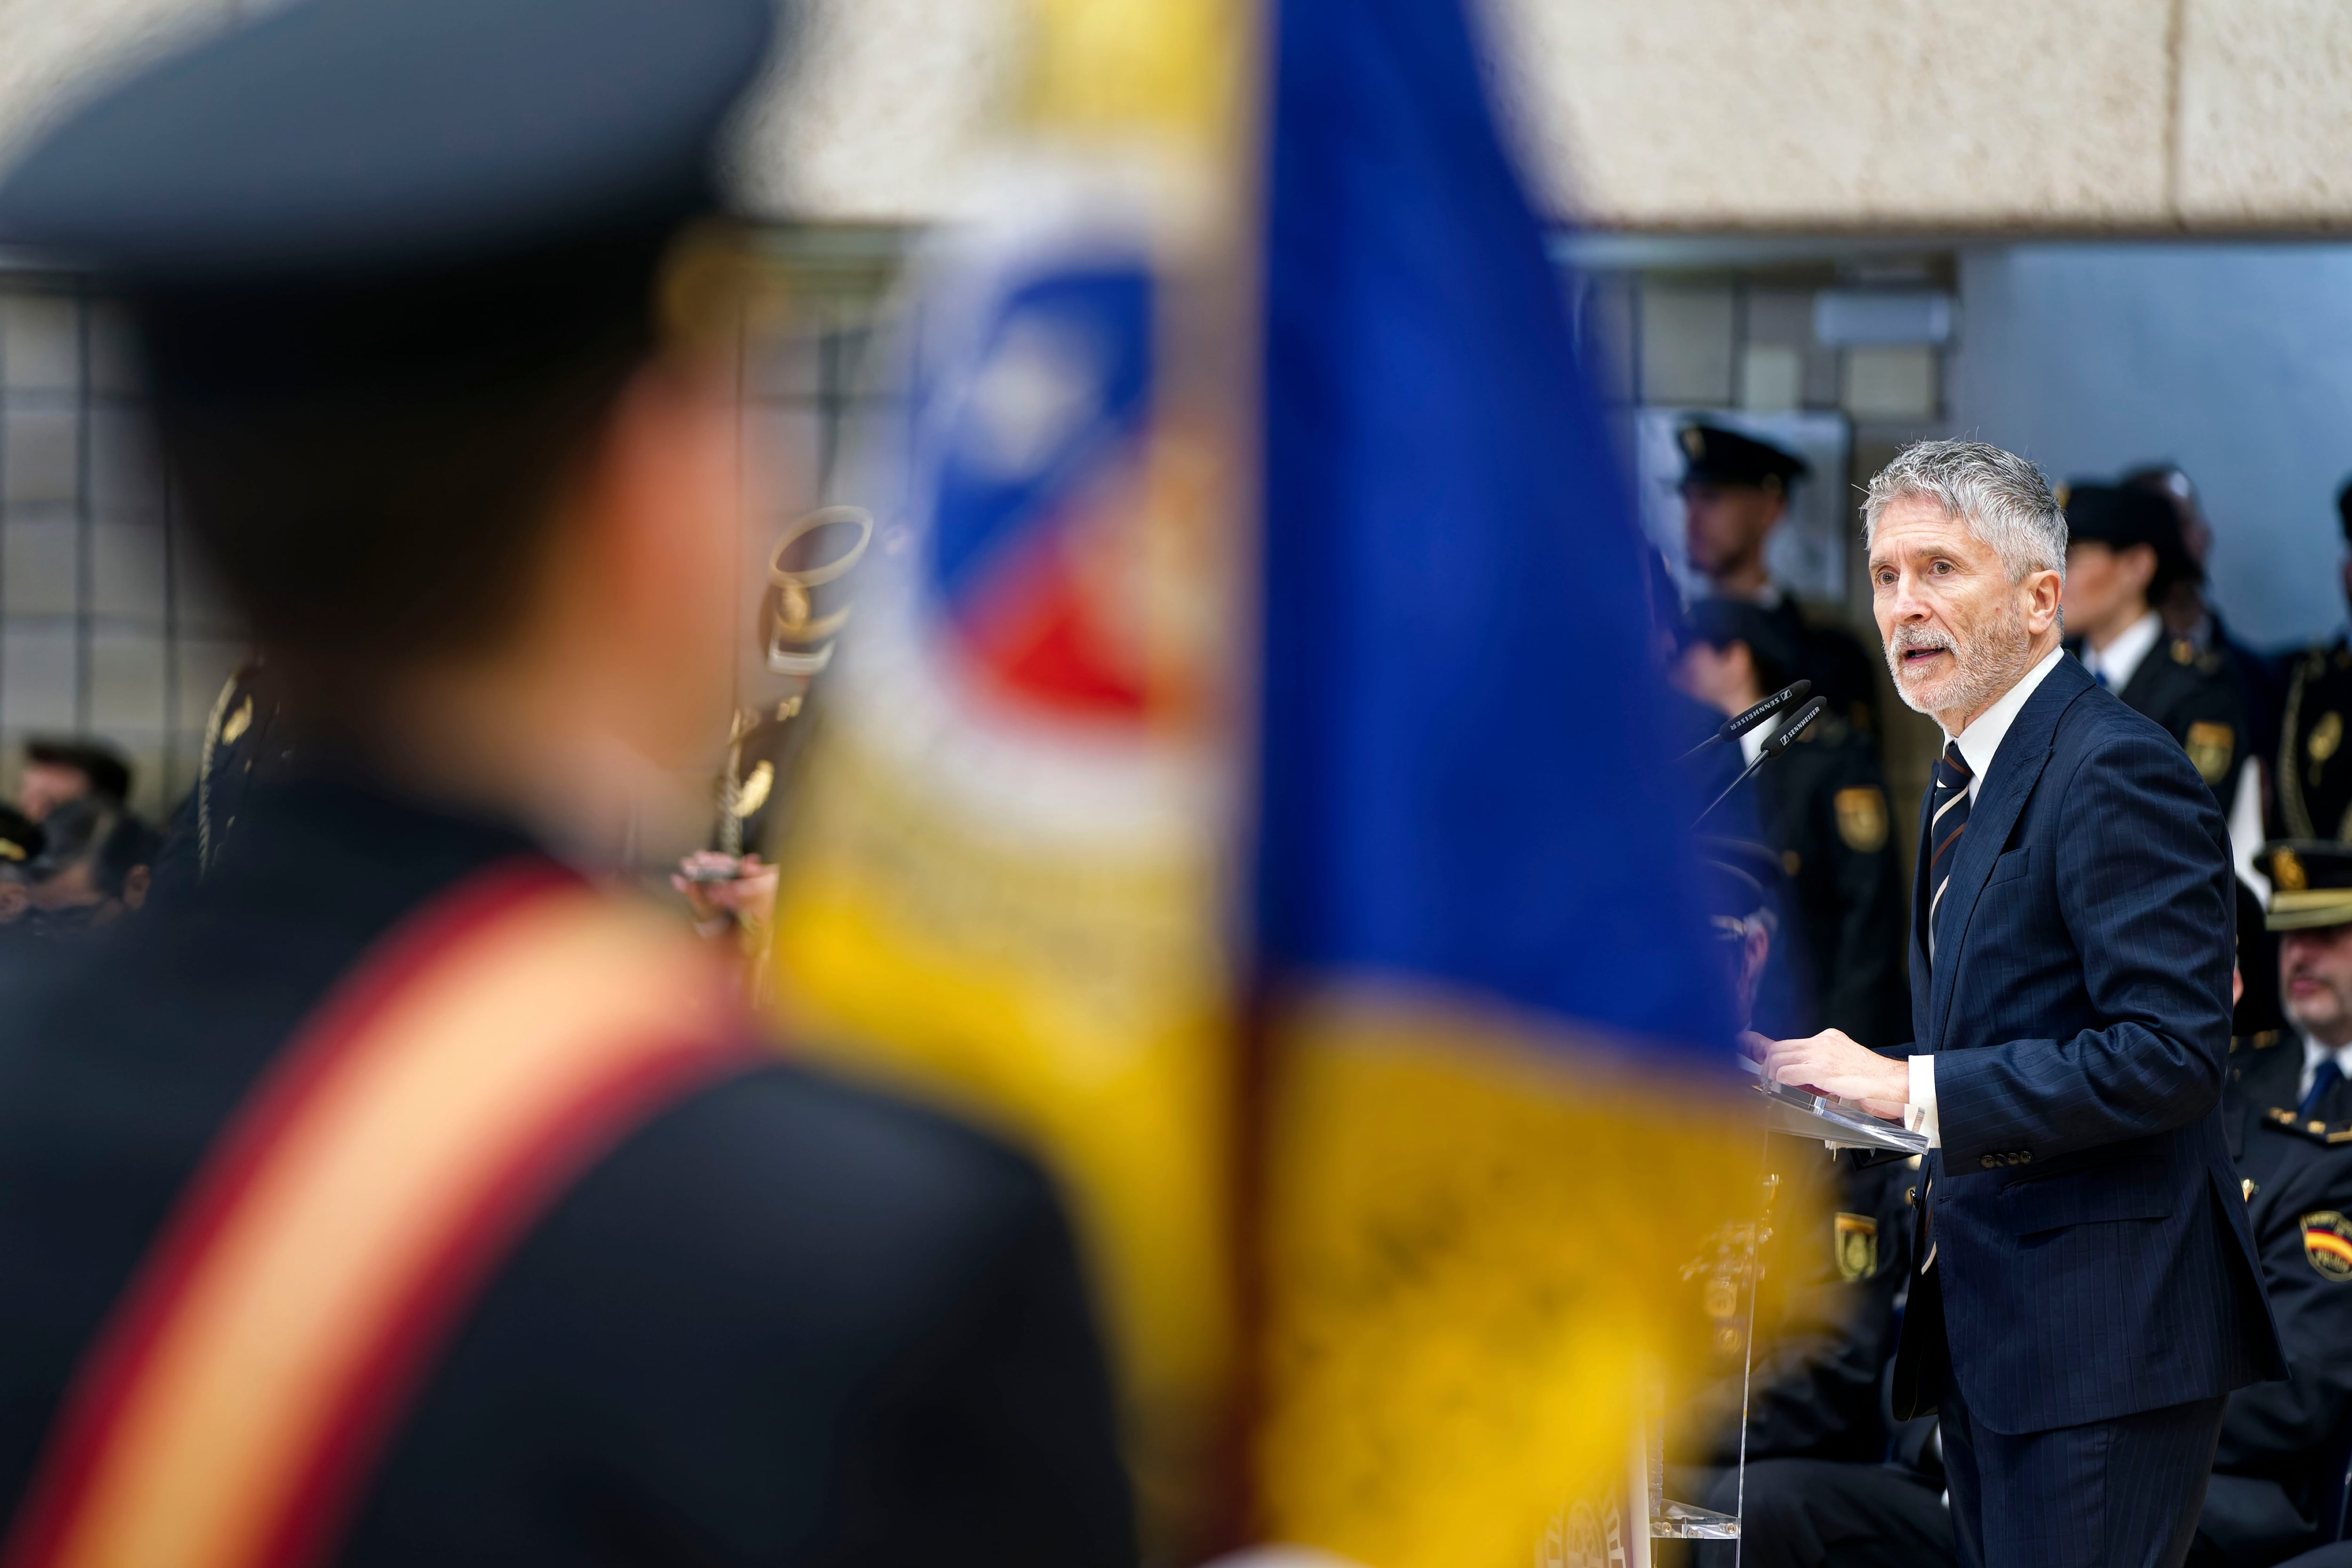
(2264, 1105, 2352, 1145)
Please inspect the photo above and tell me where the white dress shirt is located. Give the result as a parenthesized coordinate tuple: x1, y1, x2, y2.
(2077, 609, 2163, 696)
(2301, 1033, 2352, 1103)
(1739, 717, 1769, 768)
(1904, 643, 2069, 1146)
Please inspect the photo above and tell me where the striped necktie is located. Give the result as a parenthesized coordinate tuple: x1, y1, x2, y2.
(1928, 740, 1973, 961)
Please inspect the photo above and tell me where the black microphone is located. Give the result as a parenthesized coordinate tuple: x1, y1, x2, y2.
(1691, 696, 1828, 829)
(1677, 680, 1811, 761)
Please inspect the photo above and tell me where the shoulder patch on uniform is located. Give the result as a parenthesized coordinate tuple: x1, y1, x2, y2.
(2185, 721, 2235, 784)
(1834, 1212, 1876, 1281)
(2305, 1212, 2352, 1280)
(1833, 785, 1888, 852)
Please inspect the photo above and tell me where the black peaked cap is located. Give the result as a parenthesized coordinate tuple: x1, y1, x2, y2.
(2062, 482, 2181, 556)
(2260, 840, 2352, 932)
(1678, 423, 1808, 491)
(0, 0, 776, 282)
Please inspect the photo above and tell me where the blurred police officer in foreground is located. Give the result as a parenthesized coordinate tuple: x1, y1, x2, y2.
(0, 3, 1135, 1565)
(2063, 481, 2253, 815)
(1675, 599, 1908, 1045)
(1679, 422, 1881, 745)
(2272, 480, 2352, 848)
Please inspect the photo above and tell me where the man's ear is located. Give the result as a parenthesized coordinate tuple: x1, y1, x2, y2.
(2024, 565, 2065, 636)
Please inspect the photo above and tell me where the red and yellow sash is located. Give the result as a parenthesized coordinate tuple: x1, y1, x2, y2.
(5, 863, 758, 1568)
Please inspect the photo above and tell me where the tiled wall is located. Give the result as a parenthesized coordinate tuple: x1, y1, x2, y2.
(1568, 255, 1956, 876)
(0, 232, 900, 825)
(0, 281, 244, 820)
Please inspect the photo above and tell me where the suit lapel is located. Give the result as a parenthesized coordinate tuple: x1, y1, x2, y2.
(1927, 655, 2096, 1048)
(1910, 770, 1934, 1003)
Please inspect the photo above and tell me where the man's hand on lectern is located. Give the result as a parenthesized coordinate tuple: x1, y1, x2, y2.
(1761, 1029, 1909, 1121)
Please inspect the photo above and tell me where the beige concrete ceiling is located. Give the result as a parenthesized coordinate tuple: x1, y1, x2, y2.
(5, 0, 2352, 235)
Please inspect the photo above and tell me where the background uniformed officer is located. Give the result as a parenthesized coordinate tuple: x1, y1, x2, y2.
(1679, 422, 1882, 748)
(2271, 479, 2352, 847)
(2062, 481, 2252, 806)
(1676, 598, 1910, 1045)
(2196, 842, 2352, 1568)
(2124, 462, 2287, 776)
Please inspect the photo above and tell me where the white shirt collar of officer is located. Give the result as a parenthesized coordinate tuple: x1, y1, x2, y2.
(2079, 609, 2163, 696)
(1946, 645, 2067, 807)
(2299, 1030, 2352, 1103)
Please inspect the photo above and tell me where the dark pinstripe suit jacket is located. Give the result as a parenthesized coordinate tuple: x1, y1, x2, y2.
(1891, 651, 2286, 1434)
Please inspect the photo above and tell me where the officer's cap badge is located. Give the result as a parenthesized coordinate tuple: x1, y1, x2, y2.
(2276, 848, 2308, 892)
(1833, 786, 1888, 853)
(2304, 1211, 2352, 1281)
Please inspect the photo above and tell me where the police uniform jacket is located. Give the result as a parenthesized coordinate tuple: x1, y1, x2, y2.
(0, 774, 1137, 1567)
(1752, 714, 1910, 1046)
(2276, 639, 2352, 844)
(2072, 634, 2250, 801)
(2209, 1034, 2352, 1560)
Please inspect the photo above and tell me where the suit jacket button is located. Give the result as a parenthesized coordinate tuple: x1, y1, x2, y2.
(1980, 1155, 1997, 1169)
(1906, 1186, 1918, 1206)
(2018, 1150, 2031, 1164)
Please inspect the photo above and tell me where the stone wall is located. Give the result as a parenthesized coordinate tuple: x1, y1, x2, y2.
(8, 0, 2352, 232)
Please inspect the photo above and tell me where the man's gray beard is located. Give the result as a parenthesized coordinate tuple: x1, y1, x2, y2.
(1886, 596, 2035, 722)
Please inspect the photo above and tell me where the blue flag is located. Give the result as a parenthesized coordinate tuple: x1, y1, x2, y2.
(1248, 0, 1759, 1559)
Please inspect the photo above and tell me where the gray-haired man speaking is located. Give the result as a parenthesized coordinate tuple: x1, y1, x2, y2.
(1760, 442, 2281, 1568)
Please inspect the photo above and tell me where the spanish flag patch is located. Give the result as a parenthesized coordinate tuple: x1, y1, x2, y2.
(2302, 1211, 2352, 1281)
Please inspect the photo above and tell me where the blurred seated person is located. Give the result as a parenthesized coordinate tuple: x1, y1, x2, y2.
(1676, 599, 1908, 1045)
(21, 800, 159, 931)
(1666, 849, 1916, 1520)
(15, 737, 130, 824)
